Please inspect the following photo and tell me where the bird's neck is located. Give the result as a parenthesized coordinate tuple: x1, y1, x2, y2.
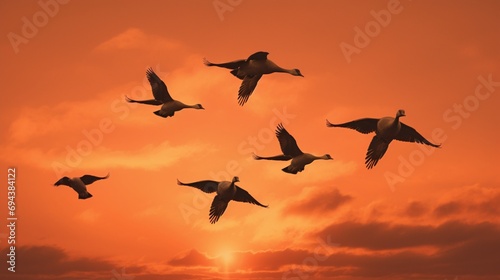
(391, 115, 402, 127)
(267, 61, 292, 74)
(310, 154, 328, 160)
(185, 104, 199, 109)
(277, 68, 295, 75)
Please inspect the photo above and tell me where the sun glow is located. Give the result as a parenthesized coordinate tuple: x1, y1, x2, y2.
(218, 250, 234, 273)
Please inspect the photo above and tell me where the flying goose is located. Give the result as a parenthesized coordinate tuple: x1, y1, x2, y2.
(54, 173, 109, 199)
(177, 176, 267, 224)
(326, 109, 441, 169)
(204, 51, 303, 106)
(253, 123, 333, 174)
(125, 68, 204, 118)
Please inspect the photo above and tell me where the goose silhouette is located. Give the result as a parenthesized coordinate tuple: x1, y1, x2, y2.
(54, 173, 109, 199)
(326, 109, 441, 169)
(177, 176, 267, 224)
(204, 51, 303, 105)
(125, 68, 204, 118)
(253, 123, 333, 174)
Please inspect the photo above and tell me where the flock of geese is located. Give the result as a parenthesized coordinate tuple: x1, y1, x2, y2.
(54, 51, 441, 223)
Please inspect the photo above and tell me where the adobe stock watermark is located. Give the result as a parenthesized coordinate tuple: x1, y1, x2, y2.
(339, 0, 410, 63)
(213, 0, 243, 21)
(178, 106, 296, 224)
(384, 74, 499, 191)
(111, 267, 135, 280)
(7, 0, 70, 54)
(51, 65, 168, 179)
(282, 235, 339, 280)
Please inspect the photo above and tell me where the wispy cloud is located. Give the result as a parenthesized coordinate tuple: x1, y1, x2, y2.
(283, 187, 353, 217)
(94, 28, 181, 52)
(53, 140, 213, 171)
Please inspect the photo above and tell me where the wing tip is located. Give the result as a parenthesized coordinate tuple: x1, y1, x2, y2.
(203, 58, 213, 66)
(326, 119, 334, 127)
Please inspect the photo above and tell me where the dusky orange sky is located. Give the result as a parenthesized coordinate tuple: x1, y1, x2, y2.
(1, 0, 499, 279)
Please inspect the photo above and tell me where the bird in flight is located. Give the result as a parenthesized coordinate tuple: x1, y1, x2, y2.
(54, 173, 109, 199)
(125, 68, 204, 118)
(204, 51, 303, 106)
(326, 109, 441, 169)
(177, 176, 267, 224)
(253, 123, 333, 174)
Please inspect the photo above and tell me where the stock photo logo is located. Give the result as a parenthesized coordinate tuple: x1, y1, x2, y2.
(339, 0, 411, 63)
(384, 74, 499, 191)
(7, 0, 70, 54)
(212, 0, 243, 21)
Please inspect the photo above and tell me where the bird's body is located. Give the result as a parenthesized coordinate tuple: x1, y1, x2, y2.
(54, 174, 109, 199)
(326, 110, 441, 169)
(216, 180, 237, 199)
(253, 123, 333, 174)
(177, 176, 267, 224)
(204, 51, 303, 105)
(376, 116, 401, 141)
(125, 68, 204, 118)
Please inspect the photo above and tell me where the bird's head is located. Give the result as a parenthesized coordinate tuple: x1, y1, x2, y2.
(232, 176, 240, 183)
(54, 176, 70, 186)
(323, 154, 333, 160)
(196, 104, 205, 110)
(396, 109, 406, 118)
(293, 69, 304, 77)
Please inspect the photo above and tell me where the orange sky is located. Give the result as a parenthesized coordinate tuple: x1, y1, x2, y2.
(1, 0, 499, 279)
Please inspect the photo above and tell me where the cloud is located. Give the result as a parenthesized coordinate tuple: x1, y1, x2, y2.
(57, 140, 212, 171)
(433, 201, 464, 217)
(283, 187, 353, 216)
(94, 28, 180, 52)
(166, 227, 500, 278)
(432, 185, 500, 219)
(168, 248, 324, 271)
(403, 200, 429, 217)
(168, 250, 215, 267)
(0, 245, 127, 279)
(315, 220, 500, 251)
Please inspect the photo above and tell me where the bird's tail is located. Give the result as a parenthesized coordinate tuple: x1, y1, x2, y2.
(282, 165, 300, 174)
(253, 154, 291, 161)
(78, 192, 93, 200)
(153, 110, 170, 118)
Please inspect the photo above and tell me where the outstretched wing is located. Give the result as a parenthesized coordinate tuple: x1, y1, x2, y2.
(125, 96, 163, 105)
(247, 51, 269, 61)
(233, 186, 268, 208)
(80, 173, 109, 185)
(238, 74, 262, 106)
(276, 123, 303, 157)
(203, 58, 246, 70)
(209, 195, 228, 224)
(146, 68, 173, 102)
(326, 118, 378, 134)
(177, 179, 218, 193)
(396, 123, 441, 147)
